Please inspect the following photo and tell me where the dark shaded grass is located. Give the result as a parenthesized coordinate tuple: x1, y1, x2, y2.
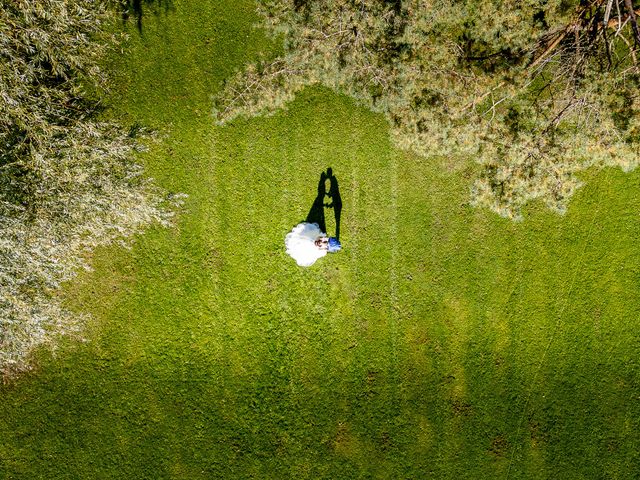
(1, 0, 639, 478)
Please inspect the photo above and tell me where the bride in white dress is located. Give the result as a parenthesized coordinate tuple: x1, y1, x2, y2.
(286, 169, 342, 267)
(284, 222, 328, 267)
(285, 222, 344, 267)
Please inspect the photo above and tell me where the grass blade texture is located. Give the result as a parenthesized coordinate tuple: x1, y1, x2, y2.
(1, 1, 639, 479)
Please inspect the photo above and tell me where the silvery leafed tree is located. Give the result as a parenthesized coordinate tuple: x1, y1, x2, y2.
(214, 0, 640, 219)
(0, 0, 173, 376)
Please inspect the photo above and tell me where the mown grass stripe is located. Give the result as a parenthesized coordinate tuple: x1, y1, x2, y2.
(1, 1, 639, 478)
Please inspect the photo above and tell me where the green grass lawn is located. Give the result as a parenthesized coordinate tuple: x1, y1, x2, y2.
(1, 1, 640, 478)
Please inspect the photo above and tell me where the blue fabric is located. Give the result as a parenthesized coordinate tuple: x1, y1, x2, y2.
(328, 237, 341, 253)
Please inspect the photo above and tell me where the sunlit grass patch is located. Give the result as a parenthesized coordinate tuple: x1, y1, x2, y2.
(1, 1, 639, 479)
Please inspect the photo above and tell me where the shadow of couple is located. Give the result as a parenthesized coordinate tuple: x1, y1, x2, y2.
(305, 168, 342, 241)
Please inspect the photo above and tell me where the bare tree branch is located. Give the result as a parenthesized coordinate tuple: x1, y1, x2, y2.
(623, 0, 640, 45)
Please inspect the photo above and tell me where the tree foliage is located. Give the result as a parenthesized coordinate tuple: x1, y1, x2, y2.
(214, 0, 640, 218)
(0, 0, 177, 377)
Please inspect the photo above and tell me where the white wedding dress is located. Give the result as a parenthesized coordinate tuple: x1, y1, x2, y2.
(285, 222, 327, 267)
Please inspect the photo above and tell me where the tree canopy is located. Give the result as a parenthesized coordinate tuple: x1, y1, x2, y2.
(214, 0, 640, 219)
(0, 0, 173, 376)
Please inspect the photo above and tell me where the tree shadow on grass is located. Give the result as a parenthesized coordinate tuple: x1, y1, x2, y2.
(120, 0, 174, 33)
(306, 168, 342, 240)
